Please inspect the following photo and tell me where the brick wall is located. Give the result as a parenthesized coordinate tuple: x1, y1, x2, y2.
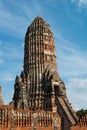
(70, 115, 87, 130)
(0, 106, 61, 130)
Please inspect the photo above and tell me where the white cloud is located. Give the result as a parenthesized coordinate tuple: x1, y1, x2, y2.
(55, 34, 87, 77)
(0, 0, 43, 38)
(0, 9, 27, 37)
(1, 74, 14, 82)
(67, 78, 87, 89)
(79, 0, 87, 6)
(0, 41, 23, 60)
(66, 78, 87, 110)
(71, 0, 87, 7)
(54, 33, 87, 110)
(63, 0, 83, 25)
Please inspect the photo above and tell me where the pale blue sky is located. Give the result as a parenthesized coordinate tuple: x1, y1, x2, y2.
(0, 0, 87, 110)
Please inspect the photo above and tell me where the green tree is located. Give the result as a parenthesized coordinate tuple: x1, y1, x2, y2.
(76, 109, 87, 118)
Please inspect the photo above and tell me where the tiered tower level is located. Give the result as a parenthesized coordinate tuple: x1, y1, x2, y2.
(0, 16, 78, 130)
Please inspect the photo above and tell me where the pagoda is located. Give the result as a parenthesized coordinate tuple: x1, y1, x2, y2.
(0, 16, 77, 130)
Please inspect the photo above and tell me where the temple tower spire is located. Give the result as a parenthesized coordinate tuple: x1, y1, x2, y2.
(12, 16, 77, 129)
(24, 16, 57, 110)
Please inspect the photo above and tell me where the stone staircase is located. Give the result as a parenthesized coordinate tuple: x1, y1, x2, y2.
(57, 97, 76, 124)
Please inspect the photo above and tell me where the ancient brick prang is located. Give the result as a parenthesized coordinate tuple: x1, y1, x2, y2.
(0, 16, 78, 130)
(24, 16, 57, 110)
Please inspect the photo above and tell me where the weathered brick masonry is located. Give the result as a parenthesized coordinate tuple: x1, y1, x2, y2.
(70, 115, 87, 130)
(0, 16, 78, 130)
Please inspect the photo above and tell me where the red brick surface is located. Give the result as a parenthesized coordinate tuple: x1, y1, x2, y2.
(70, 126, 87, 130)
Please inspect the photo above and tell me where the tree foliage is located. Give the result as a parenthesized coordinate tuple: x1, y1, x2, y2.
(76, 109, 87, 118)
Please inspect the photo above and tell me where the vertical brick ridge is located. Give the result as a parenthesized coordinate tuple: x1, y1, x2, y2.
(0, 86, 4, 106)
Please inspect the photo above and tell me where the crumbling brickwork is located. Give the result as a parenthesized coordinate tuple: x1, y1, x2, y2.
(70, 115, 87, 130)
(0, 16, 78, 130)
(0, 106, 61, 130)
